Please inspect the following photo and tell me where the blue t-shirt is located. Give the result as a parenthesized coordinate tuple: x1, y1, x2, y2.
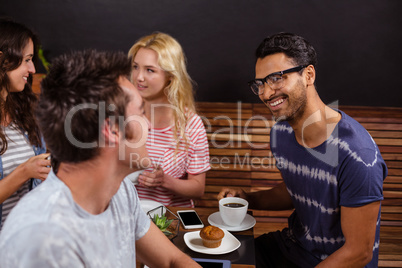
(270, 110, 387, 267)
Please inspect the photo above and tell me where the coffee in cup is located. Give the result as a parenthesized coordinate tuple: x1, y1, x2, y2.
(219, 197, 248, 226)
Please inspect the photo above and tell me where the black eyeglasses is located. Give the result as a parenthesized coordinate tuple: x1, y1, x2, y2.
(248, 65, 307, 95)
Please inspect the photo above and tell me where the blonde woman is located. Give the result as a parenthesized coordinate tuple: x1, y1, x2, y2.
(128, 32, 210, 207)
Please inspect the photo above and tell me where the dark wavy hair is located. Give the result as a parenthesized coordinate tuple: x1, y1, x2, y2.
(36, 49, 132, 170)
(255, 32, 317, 67)
(0, 18, 42, 154)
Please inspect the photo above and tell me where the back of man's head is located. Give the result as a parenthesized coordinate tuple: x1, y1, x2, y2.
(36, 49, 132, 169)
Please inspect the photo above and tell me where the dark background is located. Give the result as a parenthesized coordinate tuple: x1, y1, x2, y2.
(1, 0, 401, 107)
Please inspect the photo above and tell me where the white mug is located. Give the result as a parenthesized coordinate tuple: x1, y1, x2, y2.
(219, 197, 248, 227)
(127, 170, 143, 185)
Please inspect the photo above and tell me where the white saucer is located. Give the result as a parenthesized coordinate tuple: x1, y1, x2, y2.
(208, 212, 256, 232)
(184, 229, 240, 255)
(140, 199, 165, 215)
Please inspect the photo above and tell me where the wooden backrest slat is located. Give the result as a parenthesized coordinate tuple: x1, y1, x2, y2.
(381, 154, 402, 161)
(384, 177, 402, 184)
(362, 123, 402, 131)
(388, 169, 402, 176)
(368, 131, 402, 139)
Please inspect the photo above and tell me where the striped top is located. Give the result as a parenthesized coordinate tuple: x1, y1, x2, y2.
(135, 113, 210, 207)
(270, 110, 387, 267)
(1, 124, 35, 229)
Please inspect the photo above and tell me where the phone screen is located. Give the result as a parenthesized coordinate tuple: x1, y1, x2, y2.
(192, 258, 230, 268)
(177, 210, 203, 228)
(196, 262, 223, 268)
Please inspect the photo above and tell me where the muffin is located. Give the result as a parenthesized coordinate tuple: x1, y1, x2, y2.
(199, 225, 225, 248)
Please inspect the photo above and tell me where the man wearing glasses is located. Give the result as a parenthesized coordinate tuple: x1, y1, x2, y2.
(218, 33, 387, 267)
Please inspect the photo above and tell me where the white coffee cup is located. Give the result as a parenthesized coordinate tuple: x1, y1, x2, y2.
(219, 197, 248, 227)
(127, 170, 143, 185)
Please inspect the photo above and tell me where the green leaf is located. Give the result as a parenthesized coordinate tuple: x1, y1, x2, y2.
(152, 213, 173, 232)
(38, 46, 51, 73)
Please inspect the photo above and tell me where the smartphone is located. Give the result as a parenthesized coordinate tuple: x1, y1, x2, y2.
(177, 210, 204, 229)
(192, 258, 230, 268)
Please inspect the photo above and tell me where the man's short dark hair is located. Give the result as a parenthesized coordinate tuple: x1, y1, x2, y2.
(255, 32, 317, 67)
(36, 50, 132, 168)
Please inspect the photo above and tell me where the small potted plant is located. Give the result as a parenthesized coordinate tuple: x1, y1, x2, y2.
(32, 46, 50, 94)
(147, 206, 179, 241)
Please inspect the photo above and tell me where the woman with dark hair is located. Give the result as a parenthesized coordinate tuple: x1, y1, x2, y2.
(0, 18, 50, 229)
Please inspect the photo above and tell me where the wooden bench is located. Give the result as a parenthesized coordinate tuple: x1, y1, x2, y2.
(194, 102, 402, 268)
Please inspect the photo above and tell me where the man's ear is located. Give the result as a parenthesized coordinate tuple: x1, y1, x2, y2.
(305, 65, 316, 86)
(102, 119, 120, 145)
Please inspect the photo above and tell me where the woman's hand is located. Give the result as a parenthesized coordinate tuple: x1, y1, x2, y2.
(0, 153, 51, 203)
(22, 153, 51, 181)
(138, 166, 164, 188)
(138, 166, 206, 199)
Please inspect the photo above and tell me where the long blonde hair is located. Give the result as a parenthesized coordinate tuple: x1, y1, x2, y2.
(128, 32, 196, 146)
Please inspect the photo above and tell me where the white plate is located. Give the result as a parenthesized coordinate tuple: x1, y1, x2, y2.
(208, 212, 256, 232)
(184, 229, 241, 255)
(140, 199, 165, 215)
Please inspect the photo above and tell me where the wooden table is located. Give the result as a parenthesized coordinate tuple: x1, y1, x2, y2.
(168, 207, 256, 268)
